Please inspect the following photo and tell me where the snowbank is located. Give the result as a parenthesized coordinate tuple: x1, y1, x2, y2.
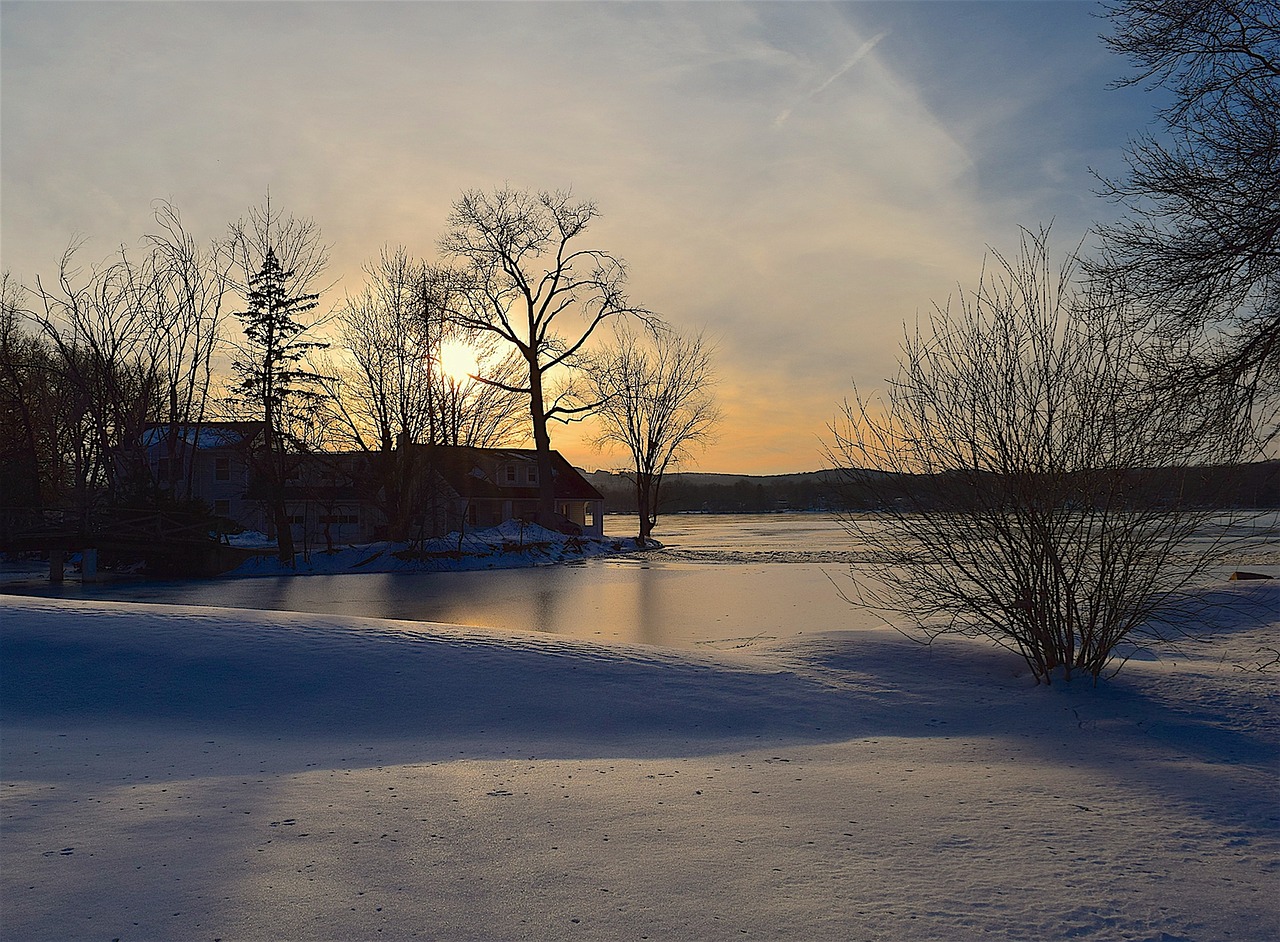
(227, 519, 652, 576)
(2, 588, 1277, 940)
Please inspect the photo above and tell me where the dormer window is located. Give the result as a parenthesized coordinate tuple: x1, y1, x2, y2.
(527, 465, 538, 485)
(504, 464, 518, 484)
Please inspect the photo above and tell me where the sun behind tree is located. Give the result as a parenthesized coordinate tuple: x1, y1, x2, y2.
(439, 186, 652, 527)
(438, 339, 480, 384)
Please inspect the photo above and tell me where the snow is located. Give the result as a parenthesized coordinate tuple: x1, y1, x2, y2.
(226, 521, 651, 575)
(139, 426, 253, 449)
(2, 582, 1278, 940)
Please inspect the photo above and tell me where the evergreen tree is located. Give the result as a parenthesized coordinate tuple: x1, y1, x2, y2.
(233, 247, 326, 563)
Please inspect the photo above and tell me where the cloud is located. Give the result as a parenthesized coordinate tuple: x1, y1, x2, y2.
(774, 28, 890, 127)
(1, 2, 1141, 474)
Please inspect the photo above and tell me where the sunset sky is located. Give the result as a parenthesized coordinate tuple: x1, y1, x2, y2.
(1, 0, 1162, 474)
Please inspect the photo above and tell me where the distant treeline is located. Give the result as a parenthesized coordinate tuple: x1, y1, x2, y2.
(586, 470, 844, 514)
(587, 462, 1280, 516)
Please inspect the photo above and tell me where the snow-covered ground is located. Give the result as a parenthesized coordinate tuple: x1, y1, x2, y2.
(2, 582, 1278, 941)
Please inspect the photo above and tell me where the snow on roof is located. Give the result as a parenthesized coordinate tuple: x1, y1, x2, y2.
(141, 422, 262, 449)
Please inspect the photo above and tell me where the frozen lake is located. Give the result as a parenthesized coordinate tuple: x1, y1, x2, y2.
(0, 514, 884, 650)
(6, 510, 1276, 650)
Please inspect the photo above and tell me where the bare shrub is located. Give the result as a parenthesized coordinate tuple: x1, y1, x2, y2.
(827, 228, 1253, 683)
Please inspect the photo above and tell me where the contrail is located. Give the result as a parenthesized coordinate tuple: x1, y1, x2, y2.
(775, 29, 891, 127)
(813, 30, 890, 96)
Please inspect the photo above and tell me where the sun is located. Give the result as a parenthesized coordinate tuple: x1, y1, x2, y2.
(438, 340, 480, 384)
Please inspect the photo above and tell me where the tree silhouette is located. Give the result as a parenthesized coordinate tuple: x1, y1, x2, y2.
(1093, 0, 1280, 435)
(233, 246, 326, 562)
(440, 187, 650, 527)
(587, 324, 719, 544)
(829, 229, 1249, 683)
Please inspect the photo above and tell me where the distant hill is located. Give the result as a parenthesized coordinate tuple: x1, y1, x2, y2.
(585, 468, 853, 514)
(584, 462, 1280, 516)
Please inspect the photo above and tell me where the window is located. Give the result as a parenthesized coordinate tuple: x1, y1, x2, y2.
(214, 456, 231, 481)
(320, 513, 359, 525)
(504, 465, 518, 484)
(527, 465, 538, 485)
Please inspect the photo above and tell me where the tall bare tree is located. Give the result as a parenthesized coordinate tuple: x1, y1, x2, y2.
(324, 248, 436, 455)
(587, 323, 720, 544)
(828, 228, 1250, 684)
(140, 202, 231, 496)
(1093, 0, 1280, 435)
(440, 187, 651, 526)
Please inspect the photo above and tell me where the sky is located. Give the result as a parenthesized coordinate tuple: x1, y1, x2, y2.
(0, 0, 1163, 475)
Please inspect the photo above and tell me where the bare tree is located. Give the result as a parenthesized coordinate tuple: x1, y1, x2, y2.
(1092, 0, 1280, 435)
(323, 251, 526, 453)
(21, 202, 230, 521)
(587, 323, 720, 544)
(27, 247, 145, 513)
(440, 187, 651, 527)
(226, 196, 330, 563)
(323, 248, 436, 451)
(318, 249, 526, 539)
(0, 274, 59, 521)
(319, 247, 432, 542)
(827, 228, 1250, 684)
(108, 201, 234, 503)
(140, 202, 231, 496)
(432, 325, 528, 449)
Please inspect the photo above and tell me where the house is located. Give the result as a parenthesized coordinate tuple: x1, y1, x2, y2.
(140, 423, 605, 546)
(421, 445, 605, 538)
(139, 421, 264, 527)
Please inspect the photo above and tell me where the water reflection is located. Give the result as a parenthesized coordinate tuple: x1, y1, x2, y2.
(3, 514, 890, 649)
(8, 510, 1275, 648)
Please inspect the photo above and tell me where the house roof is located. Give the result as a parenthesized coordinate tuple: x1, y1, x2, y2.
(135, 430, 603, 505)
(141, 421, 265, 450)
(421, 445, 603, 502)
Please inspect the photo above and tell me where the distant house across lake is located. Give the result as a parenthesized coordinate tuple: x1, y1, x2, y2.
(140, 422, 605, 546)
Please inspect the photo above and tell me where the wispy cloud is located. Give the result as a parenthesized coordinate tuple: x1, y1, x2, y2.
(775, 29, 890, 127)
(0, 4, 1140, 473)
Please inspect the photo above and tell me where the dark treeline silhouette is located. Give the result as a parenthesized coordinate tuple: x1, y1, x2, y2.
(587, 470, 843, 515)
(589, 462, 1280, 517)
